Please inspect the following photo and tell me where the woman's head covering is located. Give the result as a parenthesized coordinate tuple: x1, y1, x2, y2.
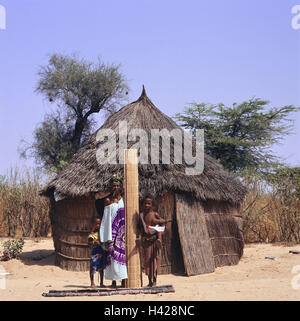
(109, 174, 123, 188)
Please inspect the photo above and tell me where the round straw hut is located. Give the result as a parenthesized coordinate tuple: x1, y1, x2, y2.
(41, 87, 248, 275)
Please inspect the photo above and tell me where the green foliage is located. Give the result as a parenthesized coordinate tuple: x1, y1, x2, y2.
(23, 110, 74, 173)
(37, 53, 128, 116)
(175, 99, 299, 174)
(20, 53, 129, 173)
(1, 238, 24, 261)
(0, 175, 6, 186)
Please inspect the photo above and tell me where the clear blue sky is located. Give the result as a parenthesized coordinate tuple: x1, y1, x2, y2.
(0, 0, 299, 176)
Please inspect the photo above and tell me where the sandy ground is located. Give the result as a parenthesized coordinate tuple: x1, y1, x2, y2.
(0, 238, 299, 301)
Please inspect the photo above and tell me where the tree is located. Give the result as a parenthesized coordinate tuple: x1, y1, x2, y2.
(21, 53, 129, 172)
(175, 98, 299, 174)
(270, 166, 300, 200)
(28, 109, 92, 173)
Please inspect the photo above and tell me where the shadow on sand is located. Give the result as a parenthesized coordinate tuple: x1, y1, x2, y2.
(19, 249, 55, 266)
(64, 285, 95, 289)
(64, 284, 123, 289)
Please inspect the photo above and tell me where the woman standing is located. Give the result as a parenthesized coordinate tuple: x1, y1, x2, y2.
(99, 176, 127, 288)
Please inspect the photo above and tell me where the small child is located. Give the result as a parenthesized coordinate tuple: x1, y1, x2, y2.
(139, 194, 172, 287)
(88, 217, 107, 288)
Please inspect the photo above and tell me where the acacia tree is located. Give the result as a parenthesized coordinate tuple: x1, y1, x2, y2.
(21, 53, 128, 172)
(29, 109, 92, 173)
(175, 99, 299, 175)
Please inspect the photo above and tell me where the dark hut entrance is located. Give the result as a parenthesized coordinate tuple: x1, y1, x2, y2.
(155, 192, 185, 274)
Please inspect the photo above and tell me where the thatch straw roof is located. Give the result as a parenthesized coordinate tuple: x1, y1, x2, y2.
(41, 87, 247, 204)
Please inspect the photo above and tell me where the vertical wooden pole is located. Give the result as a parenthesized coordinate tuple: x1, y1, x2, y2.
(124, 149, 141, 288)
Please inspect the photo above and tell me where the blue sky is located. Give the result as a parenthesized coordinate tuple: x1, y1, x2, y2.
(0, 0, 299, 176)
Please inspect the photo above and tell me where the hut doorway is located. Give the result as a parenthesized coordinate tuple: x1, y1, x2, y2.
(155, 192, 185, 275)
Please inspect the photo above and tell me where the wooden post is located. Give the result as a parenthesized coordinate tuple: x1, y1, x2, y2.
(124, 149, 141, 288)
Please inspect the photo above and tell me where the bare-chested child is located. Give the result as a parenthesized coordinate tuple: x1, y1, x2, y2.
(139, 194, 172, 287)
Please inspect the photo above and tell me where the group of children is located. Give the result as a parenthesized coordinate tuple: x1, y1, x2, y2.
(88, 193, 171, 288)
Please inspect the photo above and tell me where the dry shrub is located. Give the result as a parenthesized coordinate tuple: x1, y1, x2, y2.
(268, 172, 300, 243)
(0, 167, 51, 238)
(1, 238, 24, 261)
(242, 170, 300, 244)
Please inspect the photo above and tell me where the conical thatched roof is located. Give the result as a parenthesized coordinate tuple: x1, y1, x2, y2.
(41, 87, 247, 204)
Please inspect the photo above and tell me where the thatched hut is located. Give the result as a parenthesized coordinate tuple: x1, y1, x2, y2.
(41, 87, 247, 275)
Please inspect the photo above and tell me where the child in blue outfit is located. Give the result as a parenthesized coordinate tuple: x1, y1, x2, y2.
(88, 217, 107, 287)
